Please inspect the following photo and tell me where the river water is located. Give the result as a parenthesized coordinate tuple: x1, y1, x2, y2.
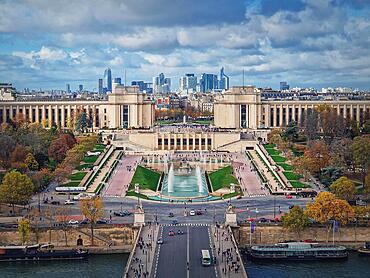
(0, 254, 128, 278)
(0, 252, 368, 277)
(244, 252, 370, 278)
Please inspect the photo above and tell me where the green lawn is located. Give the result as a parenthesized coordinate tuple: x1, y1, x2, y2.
(283, 171, 302, 181)
(69, 171, 87, 181)
(271, 155, 287, 163)
(209, 166, 239, 191)
(277, 163, 293, 171)
(263, 144, 276, 149)
(93, 144, 106, 151)
(130, 165, 161, 191)
(83, 155, 99, 164)
(126, 191, 149, 199)
(266, 148, 281, 156)
(60, 181, 81, 187)
(76, 163, 94, 170)
(290, 181, 308, 188)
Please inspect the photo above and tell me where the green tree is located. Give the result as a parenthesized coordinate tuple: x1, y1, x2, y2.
(75, 112, 87, 133)
(281, 206, 310, 239)
(282, 121, 298, 142)
(351, 136, 370, 184)
(0, 171, 35, 214)
(330, 176, 356, 200)
(18, 218, 31, 245)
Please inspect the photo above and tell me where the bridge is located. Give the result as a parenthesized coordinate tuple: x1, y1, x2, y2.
(123, 216, 248, 277)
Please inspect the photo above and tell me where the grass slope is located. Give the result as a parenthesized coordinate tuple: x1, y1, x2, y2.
(130, 165, 161, 191)
(209, 166, 239, 191)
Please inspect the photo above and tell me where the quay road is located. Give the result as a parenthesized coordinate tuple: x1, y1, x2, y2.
(154, 224, 217, 278)
(30, 195, 311, 225)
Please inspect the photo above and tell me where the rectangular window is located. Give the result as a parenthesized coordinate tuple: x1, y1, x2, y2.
(176, 138, 181, 145)
(195, 138, 199, 145)
(122, 105, 129, 128)
(158, 139, 162, 146)
(183, 138, 187, 146)
(201, 138, 205, 145)
(189, 138, 193, 145)
(240, 105, 247, 128)
(170, 138, 175, 145)
(164, 138, 168, 146)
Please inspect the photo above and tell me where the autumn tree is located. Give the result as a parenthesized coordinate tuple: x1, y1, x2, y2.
(329, 138, 353, 169)
(80, 197, 104, 246)
(18, 218, 31, 245)
(25, 153, 39, 171)
(0, 171, 35, 214)
(0, 134, 16, 168)
(56, 206, 72, 246)
(48, 133, 76, 163)
(281, 206, 310, 239)
(304, 141, 330, 174)
(291, 156, 312, 181)
(305, 192, 355, 242)
(329, 177, 356, 201)
(364, 171, 370, 197)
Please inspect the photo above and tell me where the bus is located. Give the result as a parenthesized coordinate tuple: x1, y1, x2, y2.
(201, 250, 211, 266)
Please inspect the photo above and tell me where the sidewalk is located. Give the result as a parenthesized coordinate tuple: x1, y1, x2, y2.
(211, 225, 247, 278)
(125, 224, 159, 278)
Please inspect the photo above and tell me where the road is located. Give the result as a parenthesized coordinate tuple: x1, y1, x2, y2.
(155, 225, 217, 278)
(28, 195, 311, 226)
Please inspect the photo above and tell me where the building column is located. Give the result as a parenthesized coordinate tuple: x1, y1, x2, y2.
(286, 105, 290, 125)
(356, 104, 360, 122)
(41, 105, 46, 127)
(279, 104, 283, 127)
(273, 105, 277, 127)
(61, 105, 65, 128)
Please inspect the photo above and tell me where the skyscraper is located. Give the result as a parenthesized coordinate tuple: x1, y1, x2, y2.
(104, 68, 112, 93)
(66, 83, 71, 94)
(219, 67, 230, 90)
(114, 77, 122, 85)
(153, 73, 171, 93)
(98, 79, 103, 94)
(200, 73, 218, 93)
(179, 73, 197, 93)
(280, 81, 290, 91)
(78, 84, 83, 92)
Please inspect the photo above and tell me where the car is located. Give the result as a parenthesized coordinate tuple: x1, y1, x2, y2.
(286, 194, 293, 199)
(64, 199, 75, 205)
(68, 219, 79, 225)
(168, 231, 175, 236)
(157, 238, 164, 244)
(114, 210, 131, 217)
(196, 210, 203, 215)
(96, 219, 108, 224)
(50, 200, 60, 205)
(189, 210, 196, 216)
(172, 220, 178, 225)
(258, 218, 268, 223)
(80, 219, 88, 225)
(289, 205, 295, 210)
(177, 230, 184, 235)
(168, 212, 174, 218)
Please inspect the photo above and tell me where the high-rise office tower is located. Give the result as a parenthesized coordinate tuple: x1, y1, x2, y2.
(153, 73, 171, 93)
(280, 81, 290, 91)
(179, 73, 197, 93)
(200, 73, 218, 93)
(78, 84, 83, 92)
(98, 79, 103, 94)
(104, 68, 112, 93)
(219, 67, 230, 90)
(114, 77, 122, 85)
(66, 83, 71, 93)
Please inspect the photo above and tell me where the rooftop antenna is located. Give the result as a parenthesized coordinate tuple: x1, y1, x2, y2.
(242, 68, 245, 89)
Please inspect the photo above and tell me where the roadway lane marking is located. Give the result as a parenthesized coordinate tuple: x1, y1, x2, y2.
(187, 225, 190, 278)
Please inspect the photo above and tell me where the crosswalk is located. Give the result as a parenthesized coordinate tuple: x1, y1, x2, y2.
(161, 223, 210, 227)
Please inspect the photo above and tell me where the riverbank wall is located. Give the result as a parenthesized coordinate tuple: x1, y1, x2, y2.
(0, 225, 137, 250)
(233, 225, 370, 248)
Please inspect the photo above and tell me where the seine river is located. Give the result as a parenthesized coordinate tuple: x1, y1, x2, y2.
(0, 252, 369, 277)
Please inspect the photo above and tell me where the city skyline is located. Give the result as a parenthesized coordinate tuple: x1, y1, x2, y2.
(1, 0, 370, 90)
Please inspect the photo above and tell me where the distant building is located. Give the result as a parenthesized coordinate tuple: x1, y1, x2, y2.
(104, 68, 112, 93)
(280, 81, 290, 91)
(66, 83, 71, 94)
(78, 84, 83, 92)
(153, 73, 171, 93)
(98, 79, 103, 94)
(200, 73, 218, 93)
(0, 83, 16, 101)
(131, 81, 153, 93)
(218, 67, 229, 90)
(179, 73, 197, 93)
(114, 77, 122, 85)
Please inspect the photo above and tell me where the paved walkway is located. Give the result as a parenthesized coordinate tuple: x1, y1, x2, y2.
(211, 225, 247, 278)
(104, 155, 142, 197)
(125, 224, 159, 278)
(233, 154, 268, 197)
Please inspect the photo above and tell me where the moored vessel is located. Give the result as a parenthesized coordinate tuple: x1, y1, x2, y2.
(245, 242, 348, 261)
(358, 242, 370, 256)
(0, 244, 88, 262)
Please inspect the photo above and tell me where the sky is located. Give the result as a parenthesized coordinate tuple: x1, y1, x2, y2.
(0, 0, 370, 91)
